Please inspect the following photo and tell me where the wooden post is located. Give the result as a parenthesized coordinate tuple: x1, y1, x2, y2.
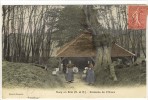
(58, 57, 62, 72)
(90, 57, 95, 65)
(58, 57, 65, 73)
(131, 56, 134, 64)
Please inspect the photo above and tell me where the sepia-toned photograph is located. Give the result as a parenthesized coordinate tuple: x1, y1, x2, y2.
(2, 5, 148, 98)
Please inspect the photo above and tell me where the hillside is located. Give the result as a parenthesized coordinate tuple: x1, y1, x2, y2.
(95, 63, 146, 87)
(2, 61, 65, 88)
(2, 61, 146, 89)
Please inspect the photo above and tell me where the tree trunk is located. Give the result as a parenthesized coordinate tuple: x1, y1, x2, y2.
(102, 46, 112, 68)
(94, 45, 117, 81)
(95, 46, 111, 69)
(140, 30, 146, 58)
(136, 31, 141, 58)
(94, 47, 103, 72)
(83, 5, 118, 82)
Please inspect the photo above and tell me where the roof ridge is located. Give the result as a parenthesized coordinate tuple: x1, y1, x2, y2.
(56, 33, 84, 56)
(114, 43, 135, 56)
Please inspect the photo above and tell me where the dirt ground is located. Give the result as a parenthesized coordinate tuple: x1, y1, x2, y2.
(2, 74, 146, 98)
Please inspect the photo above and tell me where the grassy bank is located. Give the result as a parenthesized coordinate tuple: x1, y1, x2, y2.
(2, 61, 146, 88)
(95, 64, 146, 87)
(2, 61, 65, 88)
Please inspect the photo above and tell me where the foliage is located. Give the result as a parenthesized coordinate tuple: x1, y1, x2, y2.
(47, 57, 59, 68)
(54, 6, 87, 47)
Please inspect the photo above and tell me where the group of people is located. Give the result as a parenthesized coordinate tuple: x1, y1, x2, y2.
(65, 60, 95, 85)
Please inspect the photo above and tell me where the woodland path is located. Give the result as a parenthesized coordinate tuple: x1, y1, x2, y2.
(64, 73, 93, 89)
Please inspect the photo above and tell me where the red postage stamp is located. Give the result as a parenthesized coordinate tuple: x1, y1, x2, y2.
(128, 6, 148, 29)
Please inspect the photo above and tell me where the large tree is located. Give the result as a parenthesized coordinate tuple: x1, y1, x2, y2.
(83, 5, 117, 81)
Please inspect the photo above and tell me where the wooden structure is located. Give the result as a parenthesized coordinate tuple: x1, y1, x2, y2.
(56, 33, 135, 58)
(56, 33, 135, 72)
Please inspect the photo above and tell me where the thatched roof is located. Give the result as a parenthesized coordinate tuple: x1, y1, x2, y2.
(56, 33, 135, 57)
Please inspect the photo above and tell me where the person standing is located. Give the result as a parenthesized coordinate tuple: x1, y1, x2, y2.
(65, 60, 74, 83)
(86, 62, 95, 85)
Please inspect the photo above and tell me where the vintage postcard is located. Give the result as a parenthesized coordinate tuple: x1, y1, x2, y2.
(1, 4, 148, 99)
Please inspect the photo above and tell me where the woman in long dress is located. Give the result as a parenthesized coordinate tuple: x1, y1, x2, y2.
(65, 61, 74, 83)
(86, 62, 95, 85)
